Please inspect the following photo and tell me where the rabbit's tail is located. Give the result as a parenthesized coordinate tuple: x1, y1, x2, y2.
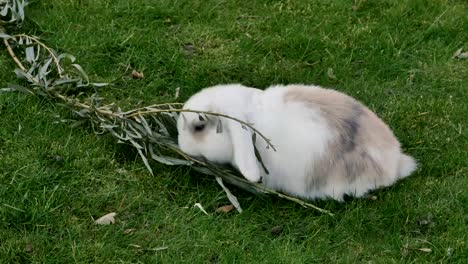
(398, 154, 417, 178)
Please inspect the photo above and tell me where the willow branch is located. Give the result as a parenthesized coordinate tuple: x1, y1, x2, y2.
(13, 34, 64, 78)
(129, 109, 276, 151)
(52, 94, 276, 151)
(2, 34, 40, 83)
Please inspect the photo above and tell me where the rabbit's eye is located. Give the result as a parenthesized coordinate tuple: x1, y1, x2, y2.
(194, 123, 206, 132)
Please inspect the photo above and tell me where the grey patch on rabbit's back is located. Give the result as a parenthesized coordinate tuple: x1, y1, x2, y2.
(305, 158, 330, 191)
(341, 149, 383, 182)
(339, 104, 363, 153)
(284, 86, 387, 192)
(283, 86, 364, 152)
(306, 144, 384, 193)
(305, 158, 328, 189)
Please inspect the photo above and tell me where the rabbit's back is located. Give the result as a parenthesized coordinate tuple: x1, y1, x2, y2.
(253, 84, 410, 200)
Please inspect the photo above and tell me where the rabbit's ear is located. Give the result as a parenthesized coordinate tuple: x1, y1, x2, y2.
(179, 113, 188, 130)
(225, 115, 261, 182)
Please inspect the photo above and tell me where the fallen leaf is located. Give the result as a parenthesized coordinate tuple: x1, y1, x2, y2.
(271, 225, 283, 236)
(131, 70, 144, 79)
(149, 246, 168, 251)
(130, 244, 168, 252)
(183, 43, 196, 56)
(215, 204, 234, 213)
(452, 48, 463, 58)
(327, 68, 337, 81)
(129, 244, 142, 248)
(116, 168, 127, 174)
(419, 219, 429, 225)
(416, 213, 435, 228)
(457, 52, 468, 59)
(446, 247, 453, 257)
(215, 177, 243, 213)
(402, 244, 409, 257)
(193, 203, 209, 215)
(94, 212, 116, 225)
(123, 228, 136, 234)
(453, 48, 468, 59)
(417, 248, 432, 253)
(25, 243, 33, 253)
(175, 87, 180, 99)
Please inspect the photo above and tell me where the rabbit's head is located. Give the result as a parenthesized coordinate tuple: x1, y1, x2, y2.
(176, 84, 263, 182)
(177, 104, 233, 164)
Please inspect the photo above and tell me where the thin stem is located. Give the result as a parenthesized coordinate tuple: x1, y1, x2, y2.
(275, 192, 334, 216)
(124, 103, 184, 115)
(3, 38, 27, 72)
(52, 93, 123, 118)
(144, 102, 185, 108)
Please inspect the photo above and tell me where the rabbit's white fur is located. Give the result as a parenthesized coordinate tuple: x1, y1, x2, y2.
(177, 84, 417, 201)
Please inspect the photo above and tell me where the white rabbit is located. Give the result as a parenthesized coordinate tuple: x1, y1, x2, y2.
(177, 84, 417, 201)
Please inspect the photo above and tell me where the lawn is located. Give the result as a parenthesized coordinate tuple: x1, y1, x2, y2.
(0, 0, 467, 263)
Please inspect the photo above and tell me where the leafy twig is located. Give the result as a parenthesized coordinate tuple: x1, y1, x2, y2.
(12, 33, 65, 77)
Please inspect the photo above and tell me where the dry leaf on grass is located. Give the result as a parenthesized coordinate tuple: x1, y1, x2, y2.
(182, 43, 196, 57)
(215, 204, 234, 213)
(24, 243, 33, 253)
(457, 53, 468, 59)
(453, 48, 468, 59)
(149, 246, 168, 251)
(327, 67, 337, 81)
(215, 177, 242, 213)
(123, 228, 136, 234)
(175, 87, 180, 99)
(446, 247, 453, 257)
(417, 248, 432, 253)
(271, 226, 283, 236)
(193, 203, 209, 215)
(130, 244, 168, 251)
(130, 244, 142, 248)
(94, 212, 116, 225)
(131, 70, 144, 79)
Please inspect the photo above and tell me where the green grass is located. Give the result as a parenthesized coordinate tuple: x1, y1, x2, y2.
(1, 0, 467, 262)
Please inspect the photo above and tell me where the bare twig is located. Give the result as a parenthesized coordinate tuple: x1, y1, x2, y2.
(3, 38, 27, 71)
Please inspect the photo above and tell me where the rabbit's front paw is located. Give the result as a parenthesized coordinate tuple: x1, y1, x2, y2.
(240, 166, 262, 183)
